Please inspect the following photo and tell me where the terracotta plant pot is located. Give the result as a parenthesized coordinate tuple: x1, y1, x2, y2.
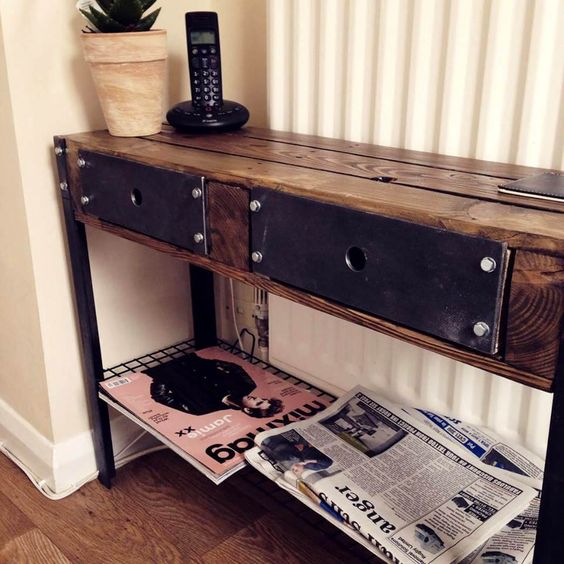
(81, 30, 167, 137)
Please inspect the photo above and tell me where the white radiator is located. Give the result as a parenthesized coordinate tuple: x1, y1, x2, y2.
(265, 0, 563, 457)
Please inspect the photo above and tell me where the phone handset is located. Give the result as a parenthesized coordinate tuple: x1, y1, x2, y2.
(187, 12, 223, 111)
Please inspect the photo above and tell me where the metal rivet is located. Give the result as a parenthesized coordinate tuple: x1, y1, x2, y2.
(251, 251, 263, 263)
(80, 195, 90, 206)
(250, 200, 261, 213)
(192, 187, 202, 199)
(473, 322, 490, 337)
(77, 158, 86, 168)
(55, 146, 64, 156)
(480, 257, 497, 273)
(59, 181, 68, 191)
(193, 232, 204, 244)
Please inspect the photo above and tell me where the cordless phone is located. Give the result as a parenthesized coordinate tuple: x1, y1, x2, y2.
(167, 12, 250, 133)
(187, 11, 223, 110)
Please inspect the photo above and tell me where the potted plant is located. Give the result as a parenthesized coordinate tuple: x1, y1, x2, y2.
(78, 0, 166, 137)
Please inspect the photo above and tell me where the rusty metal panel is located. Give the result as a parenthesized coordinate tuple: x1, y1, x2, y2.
(251, 189, 508, 354)
(78, 151, 208, 254)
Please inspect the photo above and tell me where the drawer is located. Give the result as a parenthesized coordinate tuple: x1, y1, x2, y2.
(250, 189, 509, 354)
(77, 151, 208, 255)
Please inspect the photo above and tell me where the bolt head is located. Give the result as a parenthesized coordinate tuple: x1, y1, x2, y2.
(251, 251, 263, 263)
(473, 322, 490, 337)
(59, 181, 68, 191)
(77, 158, 86, 168)
(193, 232, 204, 244)
(80, 195, 90, 206)
(250, 200, 261, 213)
(480, 257, 497, 273)
(192, 187, 202, 199)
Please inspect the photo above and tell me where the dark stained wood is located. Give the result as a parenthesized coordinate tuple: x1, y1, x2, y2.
(73, 211, 554, 391)
(0, 455, 187, 562)
(208, 181, 250, 270)
(110, 450, 266, 556)
(506, 251, 564, 378)
(65, 135, 564, 255)
(201, 513, 365, 564)
(0, 490, 35, 547)
(1, 530, 71, 563)
(0, 449, 374, 564)
(152, 129, 563, 214)
(234, 126, 558, 181)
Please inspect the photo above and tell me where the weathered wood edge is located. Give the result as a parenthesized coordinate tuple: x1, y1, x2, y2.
(64, 136, 564, 256)
(234, 126, 559, 180)
(505, 251, 564, 378)
(150, 130, 563, 214)
(73, 210, 553, 392)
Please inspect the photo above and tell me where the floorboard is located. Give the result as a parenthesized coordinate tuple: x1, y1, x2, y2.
(0, 450, 378, 563)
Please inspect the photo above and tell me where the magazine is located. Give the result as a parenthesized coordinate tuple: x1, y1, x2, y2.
(246, 386, 537, 563)
(99, 346, 332, 483)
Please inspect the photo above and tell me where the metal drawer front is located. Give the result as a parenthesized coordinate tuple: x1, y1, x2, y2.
(251, 189, 508, 354)
(78, 151, 208, 254)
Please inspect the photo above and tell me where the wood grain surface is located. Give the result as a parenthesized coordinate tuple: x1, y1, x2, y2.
(72, 211, 554, 391)
(506, 251, 564, 378)
(207, 181, 250, 270)
(65, 135, 564, 255)
(231, 126, 558, 180)
(153, 129, 562, 213)
(0, 449, 378, 563)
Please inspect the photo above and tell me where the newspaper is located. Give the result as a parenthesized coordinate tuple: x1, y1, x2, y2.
(246, 386, 537, 564)
(404, 408, 544, 488)
(99, 346, 332, 483)
(403, 408, 542, 564)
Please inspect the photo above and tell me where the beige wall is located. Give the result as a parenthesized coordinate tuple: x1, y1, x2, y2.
(0, 15, 53, 439)
(0, 0, 266, 463)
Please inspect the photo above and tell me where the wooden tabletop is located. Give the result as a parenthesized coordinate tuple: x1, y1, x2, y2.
(65, 126, 564, 256)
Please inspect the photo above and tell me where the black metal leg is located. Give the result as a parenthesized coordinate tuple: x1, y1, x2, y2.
(55, 138, 115, 488)
(533, 337, 564, 563)
(189, 264, 217, 349)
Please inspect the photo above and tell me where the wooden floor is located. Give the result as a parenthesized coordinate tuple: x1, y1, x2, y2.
(0, 450, 379, 563)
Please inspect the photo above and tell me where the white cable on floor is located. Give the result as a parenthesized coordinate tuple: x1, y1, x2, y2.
(0, 441, 98, 501)
(0, 434, 167, 500)
(229, 278, 245, 351)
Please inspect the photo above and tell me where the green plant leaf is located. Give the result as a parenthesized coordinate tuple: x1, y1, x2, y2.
(96, 0, 115, 15)
(87, 6, 127, 32)
(140, 0, 157, 13)
(109, 0, 144, 26)
(134, 7, 161, 31)
(79, 9, 102, 31)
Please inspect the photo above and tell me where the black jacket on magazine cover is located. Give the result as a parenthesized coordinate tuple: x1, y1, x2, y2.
(146, 354, 257, 416)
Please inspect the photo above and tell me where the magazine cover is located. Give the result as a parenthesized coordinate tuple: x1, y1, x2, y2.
(99, 346, 332, 483)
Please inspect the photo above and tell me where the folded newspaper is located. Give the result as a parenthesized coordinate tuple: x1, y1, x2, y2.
(99, 346, 333, 483)
(245, 386, 539, 564)
(404, 408, 542, 564)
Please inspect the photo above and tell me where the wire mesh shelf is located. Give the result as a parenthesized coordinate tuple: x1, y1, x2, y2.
(102, 339, 380, 563)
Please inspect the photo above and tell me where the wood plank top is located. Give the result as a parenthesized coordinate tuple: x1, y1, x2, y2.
(65, 130, 564, 255)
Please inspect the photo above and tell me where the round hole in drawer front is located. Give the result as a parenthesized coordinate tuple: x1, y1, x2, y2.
(345, 246, 367, 272)
(130, 188, 143, 206)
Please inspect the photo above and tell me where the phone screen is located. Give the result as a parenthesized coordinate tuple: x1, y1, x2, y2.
(191, 30, 216, 45)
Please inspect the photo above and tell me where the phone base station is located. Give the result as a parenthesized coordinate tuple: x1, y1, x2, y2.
(167, 100, 250, 133)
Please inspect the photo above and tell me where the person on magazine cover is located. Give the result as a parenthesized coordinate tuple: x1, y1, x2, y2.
(262, 433, 333, 477)
(146, 353, 284, 418)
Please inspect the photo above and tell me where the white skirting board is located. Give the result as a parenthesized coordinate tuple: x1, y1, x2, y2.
(0, 394, 97, 494)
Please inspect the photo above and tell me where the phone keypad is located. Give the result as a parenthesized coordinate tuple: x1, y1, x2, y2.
(190, 44, 222, 108)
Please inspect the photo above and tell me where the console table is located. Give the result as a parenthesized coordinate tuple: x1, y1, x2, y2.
(54, 126, 563, 563)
